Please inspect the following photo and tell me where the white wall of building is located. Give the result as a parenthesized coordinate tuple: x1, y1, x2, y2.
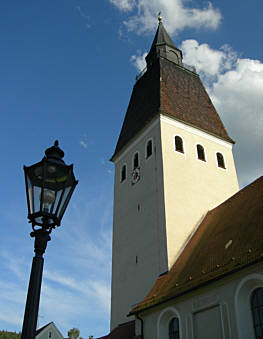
(137, 262, 263, 339)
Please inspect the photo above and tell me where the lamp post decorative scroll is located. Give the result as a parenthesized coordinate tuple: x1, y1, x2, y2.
(21, 141, 78, 339)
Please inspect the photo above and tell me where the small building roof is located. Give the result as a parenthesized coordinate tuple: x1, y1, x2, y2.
(130, 176, 263, 314)
(36, 322, 53, 336)
(36, 322, 64, 339)
(96, 321, 138, 339)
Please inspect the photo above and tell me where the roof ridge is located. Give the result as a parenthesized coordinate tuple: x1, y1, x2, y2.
(36, 322, 53, 335)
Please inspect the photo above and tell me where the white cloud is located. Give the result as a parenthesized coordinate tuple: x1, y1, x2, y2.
(130, 52, 147, 72)
(76, 6, 90, 19)
(110, 0, 221, 34)
(43, 270, 110, 312)
(181, 40, 237, 77)
(80, 140, 88, 149)
(0, 311, 22, 328)
(211, 58, 263, 186)
(181, 39, 263, 187)
(75, 6, 92, 29)
(110, 0, 136, 12)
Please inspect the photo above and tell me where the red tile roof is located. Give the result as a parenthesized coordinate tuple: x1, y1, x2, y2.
(96, 321, 138, 339)
(130, 176, 263, 314)
(112, 57, 233, 160)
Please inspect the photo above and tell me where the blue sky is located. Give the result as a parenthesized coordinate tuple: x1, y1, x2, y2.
(0, 0, 262, 338)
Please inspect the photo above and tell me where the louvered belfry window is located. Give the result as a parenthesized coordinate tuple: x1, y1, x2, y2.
(251, 288, 263, 338)
(133, 152, 139, 169)
(121, 165, 126, 182)
(146, 140, 153, 158)
(197, 144, 206, 161)
(175, 136, 184, 153)
(216, 152, 225, 168)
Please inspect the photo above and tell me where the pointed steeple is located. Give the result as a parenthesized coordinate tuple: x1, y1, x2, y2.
(146, 17, 183, 67)
(111, 19, 234, 160)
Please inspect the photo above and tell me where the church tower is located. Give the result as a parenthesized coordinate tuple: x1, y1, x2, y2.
(110, 18, 239, 330)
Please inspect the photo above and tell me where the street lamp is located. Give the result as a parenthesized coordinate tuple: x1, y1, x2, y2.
(21, 140, 78, 339)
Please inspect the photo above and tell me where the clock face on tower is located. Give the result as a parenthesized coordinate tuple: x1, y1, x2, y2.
(131, 167, 140, 185)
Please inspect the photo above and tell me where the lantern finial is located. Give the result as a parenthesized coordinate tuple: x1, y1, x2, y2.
(45, 140, 64, 162)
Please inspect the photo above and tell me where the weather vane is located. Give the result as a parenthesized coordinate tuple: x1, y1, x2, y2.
(158, 12, 163, 22)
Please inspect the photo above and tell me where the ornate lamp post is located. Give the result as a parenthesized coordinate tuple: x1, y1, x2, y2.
(21, 141, 78, 339)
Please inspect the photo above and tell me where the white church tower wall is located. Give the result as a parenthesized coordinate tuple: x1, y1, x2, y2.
(111, 117, 168, 329)
(160, 115, 239, 268)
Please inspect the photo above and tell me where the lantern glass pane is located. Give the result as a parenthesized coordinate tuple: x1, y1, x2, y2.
(26, 174, 34, 214)
(42, 188, 56, 214)
(33, 185, 42, 214)
(52, 189, 63, 215)
(58, 186, 72, 219)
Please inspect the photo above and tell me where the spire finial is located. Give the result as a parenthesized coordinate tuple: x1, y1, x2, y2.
(158, 12, 162, 22)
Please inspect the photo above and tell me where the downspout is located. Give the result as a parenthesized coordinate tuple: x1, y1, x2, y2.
(136, 314, 144, 339)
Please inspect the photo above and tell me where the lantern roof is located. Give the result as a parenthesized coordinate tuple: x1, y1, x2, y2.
(44, 140, 65, 165)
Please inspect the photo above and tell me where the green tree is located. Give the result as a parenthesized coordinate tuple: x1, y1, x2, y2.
(67, 328, 80, 339)
(0, 330, 21, 339)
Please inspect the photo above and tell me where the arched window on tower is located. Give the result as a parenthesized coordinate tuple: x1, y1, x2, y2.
(133, 152, 139, 169)
(121, 164, 126, 182)
(175, 136, 184, 153)
(146, 139, 153, 158)
(197, 144, 206, 161)
(169, 317, 180, 339)
(216, 152, 226, 169)
(251, 287, 263, 338)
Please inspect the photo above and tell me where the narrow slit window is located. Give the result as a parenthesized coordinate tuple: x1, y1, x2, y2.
(251, 288, 263, 338)
(197, 144, 206, 161)
(121, 164, 126, 182)
(175, 136, 184, 153)
(146, 140, 153, 158)
(216, 152, 225, 169)
(133, 153, 139, 169)
(169, 317, 180, 339)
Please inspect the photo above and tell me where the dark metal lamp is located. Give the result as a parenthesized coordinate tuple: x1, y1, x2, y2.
(21, 141, 78, 339)
(24, 140, 78, 229)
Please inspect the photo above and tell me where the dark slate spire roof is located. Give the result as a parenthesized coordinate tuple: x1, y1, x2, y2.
(145, 20, 183, 67)
(150, 21, 178, 50)
(111, 22, 234, 160)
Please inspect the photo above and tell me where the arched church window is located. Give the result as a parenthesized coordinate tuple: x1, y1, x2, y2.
(133, 152, 139, 169)
(216, 152, 225, 169)
(175, 136, 184, 153)
(121, 164, 126, 182)
(251, 287, 263, 338)
(197, 144, 206, 161)
(146, 139, 153, 158)
(169, 317, 180, 339)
